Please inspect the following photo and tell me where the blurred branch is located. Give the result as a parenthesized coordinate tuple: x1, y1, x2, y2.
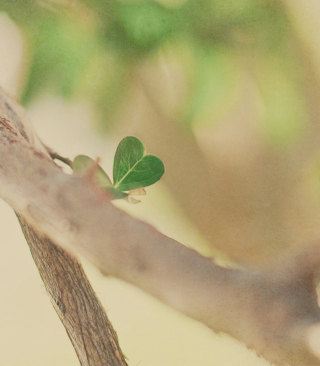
(133, 62, 302, 264)
(126, 2, 320, 266)
(1, 88, 320, 365)
(134, 66, 229, 255)
(0, 89, 127, 366)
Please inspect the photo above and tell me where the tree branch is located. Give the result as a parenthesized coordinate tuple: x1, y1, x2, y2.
(0, 89, 320, 365)
(18, 216, 127, 366)
(0, 89, 127, 366)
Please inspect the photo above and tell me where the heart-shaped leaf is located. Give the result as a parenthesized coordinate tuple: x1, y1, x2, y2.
(72, 155, 128, 199)
(113, 136, 165, 191)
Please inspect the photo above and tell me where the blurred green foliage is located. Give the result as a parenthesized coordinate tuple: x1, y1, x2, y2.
(107, 1, 178, 54)
(0, 0, 306, 142)
(23, 17, 98, 104)
(185, 43, 239, 127)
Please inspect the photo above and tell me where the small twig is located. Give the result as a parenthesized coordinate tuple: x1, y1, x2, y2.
(44, 144, 73, 167)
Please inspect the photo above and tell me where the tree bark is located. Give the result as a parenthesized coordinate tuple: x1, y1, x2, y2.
(0, 89, 127, 366)
(18, 217, 127, 366)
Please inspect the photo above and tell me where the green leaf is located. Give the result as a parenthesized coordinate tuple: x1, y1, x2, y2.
(72, 155, 128, 199)
(113, 136, 165, 191)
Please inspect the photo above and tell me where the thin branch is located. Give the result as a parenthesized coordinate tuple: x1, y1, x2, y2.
(44, 144, 73, 167)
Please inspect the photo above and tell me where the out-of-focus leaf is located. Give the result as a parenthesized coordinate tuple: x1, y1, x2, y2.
(113, 136, 165, 191)
(252, 2, 291, 53)
(181, 0, 260, 42)
(186, 44, 239, 127)
(75, 51, 131, 132)
(72, 155, 128, 199)
(22, 16, 97, 104)
(0, 0, 49, 25)
(106, 1, 178, 55)
(73, 155, 112, 186)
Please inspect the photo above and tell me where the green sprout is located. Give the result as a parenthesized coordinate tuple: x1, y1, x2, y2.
(72, 136, 165, 203)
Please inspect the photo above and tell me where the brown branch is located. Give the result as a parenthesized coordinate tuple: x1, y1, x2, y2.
(44, 144, 73, 167)
(0, 89, 127, 366)
(0, 90, 320, 365)
(18, 216, 127, 366)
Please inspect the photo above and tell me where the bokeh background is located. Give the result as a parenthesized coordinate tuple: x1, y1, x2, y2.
(1, 0, 320, 365)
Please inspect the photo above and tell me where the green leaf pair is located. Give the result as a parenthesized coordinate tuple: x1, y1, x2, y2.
(72, 136, 165, 202)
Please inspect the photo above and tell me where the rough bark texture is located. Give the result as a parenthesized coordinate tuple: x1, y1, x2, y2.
(0, 89, 127, 366)
(18, 217, 127, 366)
